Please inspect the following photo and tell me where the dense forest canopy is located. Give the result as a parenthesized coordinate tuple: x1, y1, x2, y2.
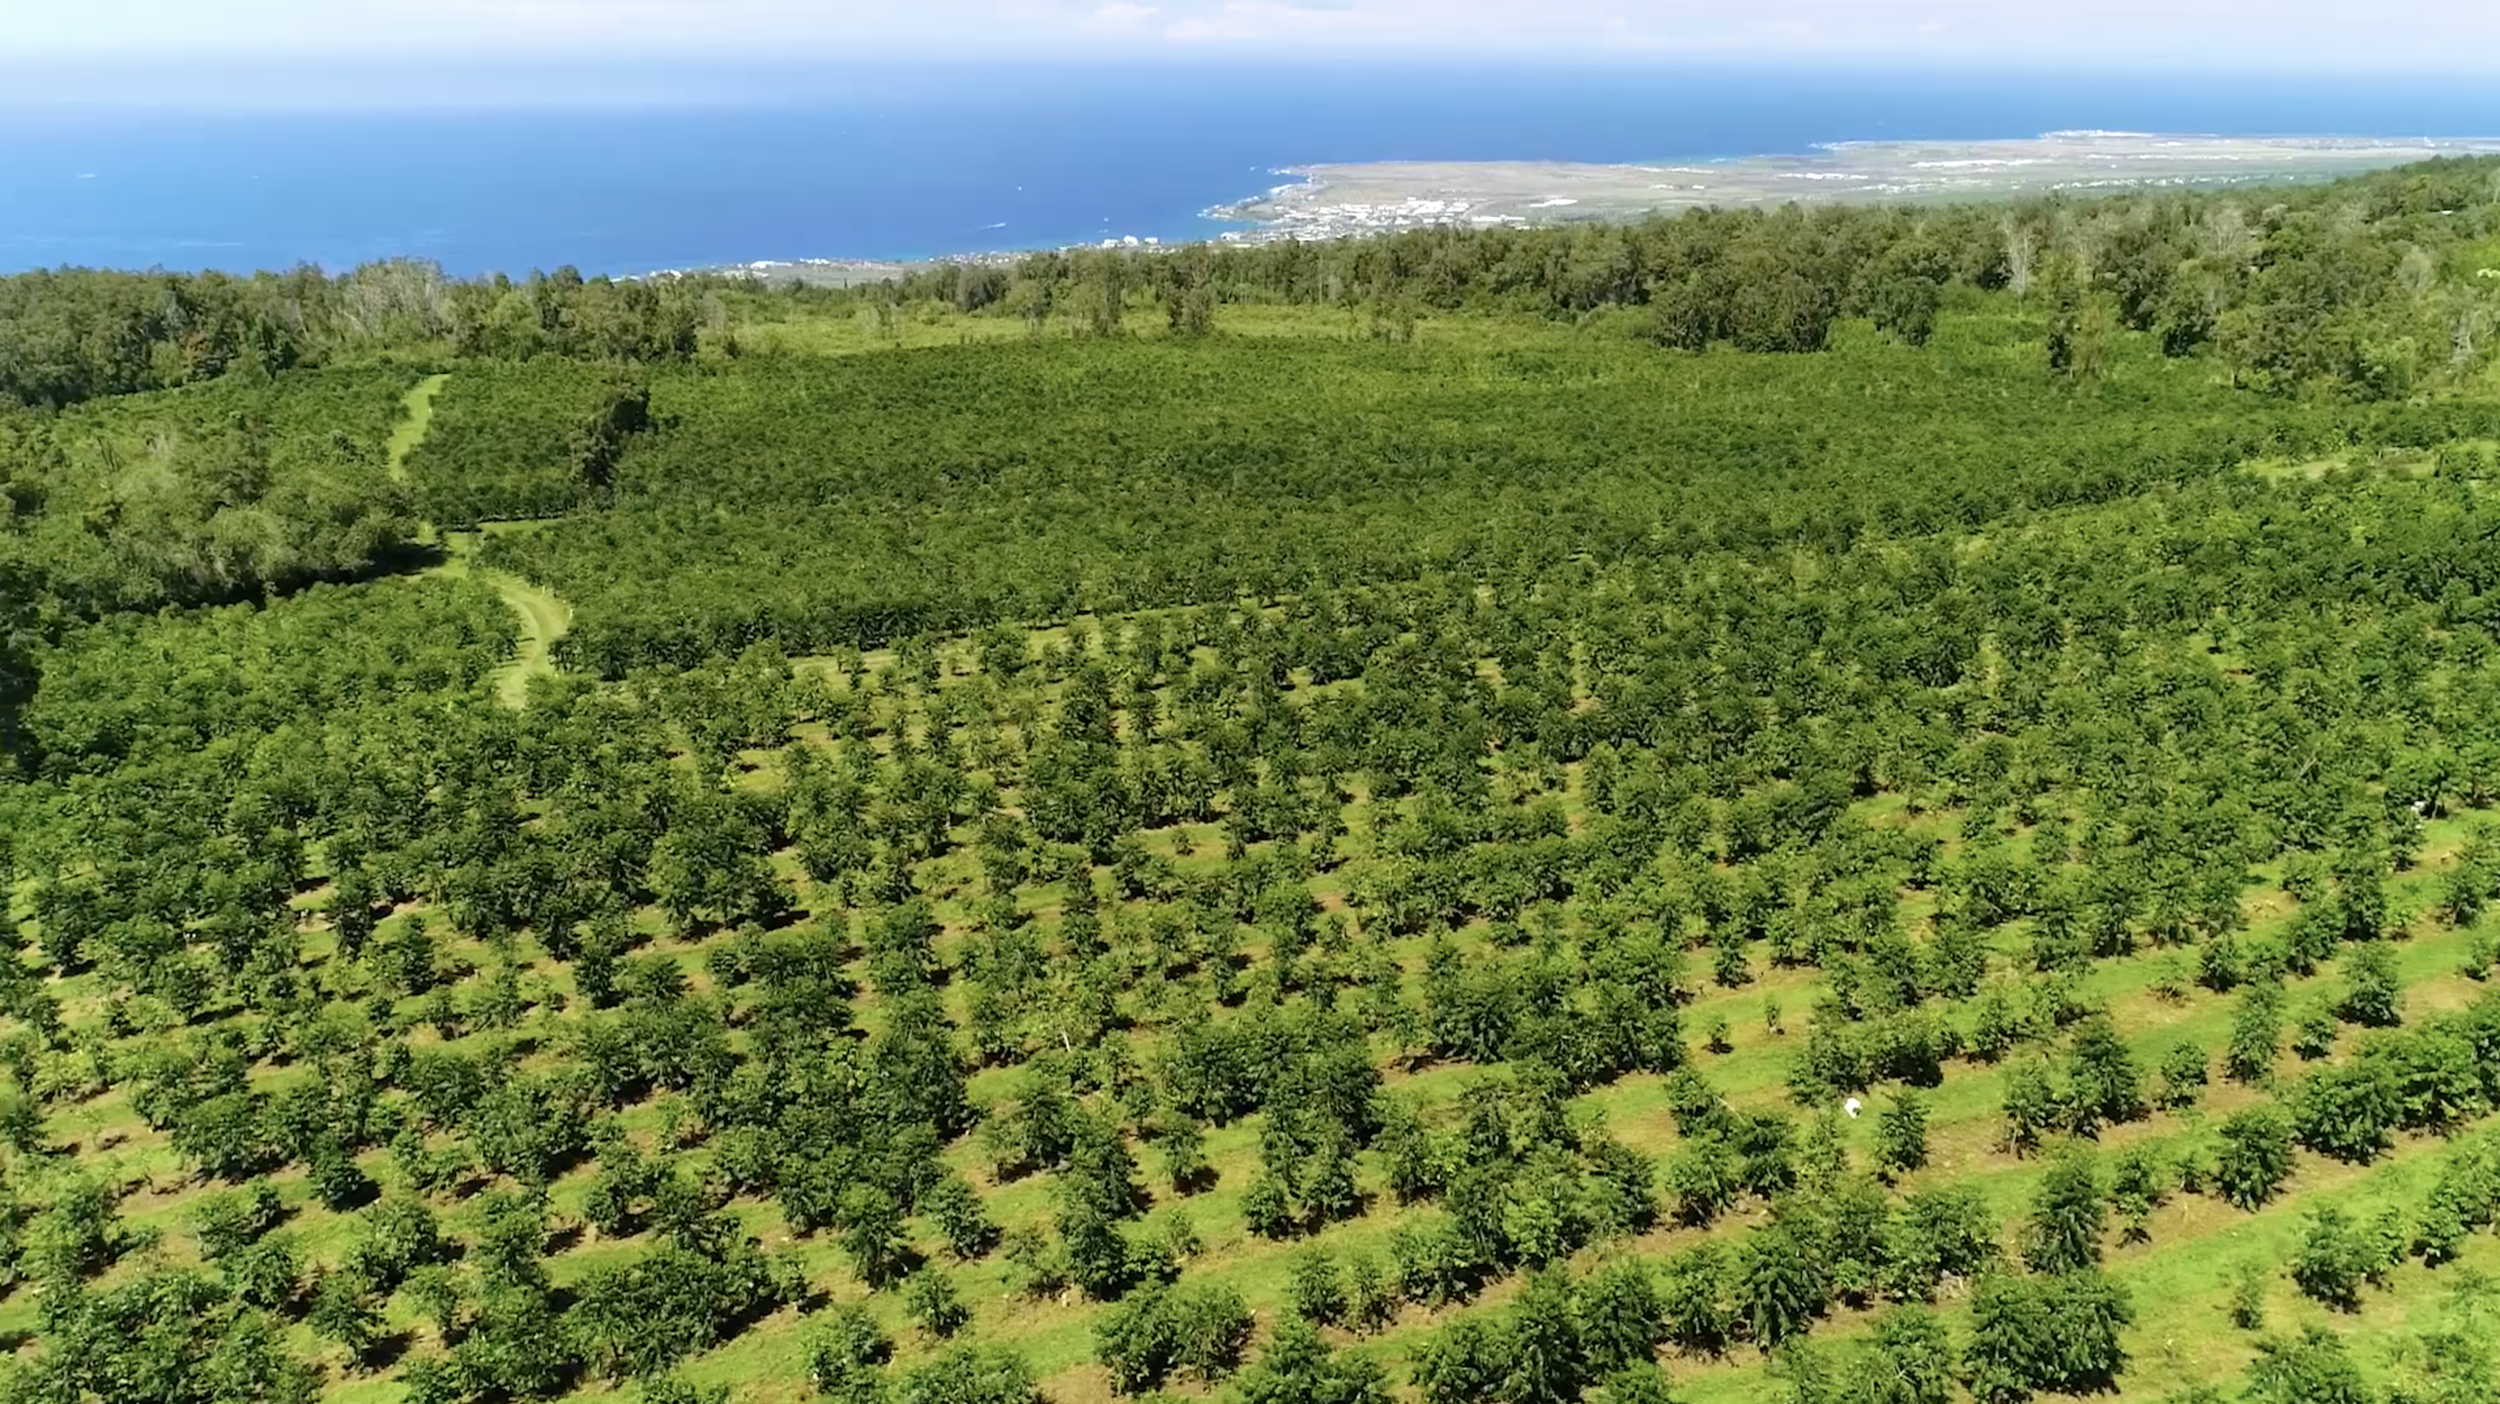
(1, 157, 2499, 1404)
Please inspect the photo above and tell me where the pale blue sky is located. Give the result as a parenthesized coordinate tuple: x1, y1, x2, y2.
(8, 0, 2497, 69)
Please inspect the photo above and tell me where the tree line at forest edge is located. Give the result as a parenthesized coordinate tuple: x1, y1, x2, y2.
(5, 157, 2500, 1404)
(0, 154, 2494, 411)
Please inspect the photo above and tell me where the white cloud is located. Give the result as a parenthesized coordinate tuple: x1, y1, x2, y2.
(5, 0, 2499, 68)
(1162, 1, 1402, 44)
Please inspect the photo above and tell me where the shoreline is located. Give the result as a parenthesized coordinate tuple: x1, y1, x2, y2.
(1205, 131, 2500, 243)
(671, 130, 2500, 284)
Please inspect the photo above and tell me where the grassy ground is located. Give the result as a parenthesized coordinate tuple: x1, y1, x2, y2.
(30, 308, 2500, 1404)
(33, 616, 2500, 1404)
(385, 373, 450, 483)
(430, 530, 573, 708)
(721, 298, 1558, 359)
(644, 594, 2500, 1402)
(463, 313, 2500, 1395)
(383, 377, 575, 707)
(2245, 438, 2494, 483)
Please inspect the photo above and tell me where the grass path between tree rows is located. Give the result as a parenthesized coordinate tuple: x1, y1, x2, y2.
(383, 373, 449, 482)
(388, 371, 573, 706)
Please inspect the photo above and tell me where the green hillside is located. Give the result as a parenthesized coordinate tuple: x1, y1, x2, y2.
(3, 159, 2500, 1404)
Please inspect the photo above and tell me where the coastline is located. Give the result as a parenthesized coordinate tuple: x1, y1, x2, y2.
(673, 130, 2500, 283)
(1203, 132, 2500, 243)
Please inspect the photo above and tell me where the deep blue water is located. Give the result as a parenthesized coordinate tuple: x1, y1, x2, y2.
(6, 66, 2500, 278)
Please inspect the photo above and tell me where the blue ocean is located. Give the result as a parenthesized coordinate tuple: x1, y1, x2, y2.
(6, 66, 2500, 278)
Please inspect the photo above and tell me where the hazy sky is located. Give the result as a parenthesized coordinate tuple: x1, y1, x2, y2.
(12, 0, 2499, 68)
